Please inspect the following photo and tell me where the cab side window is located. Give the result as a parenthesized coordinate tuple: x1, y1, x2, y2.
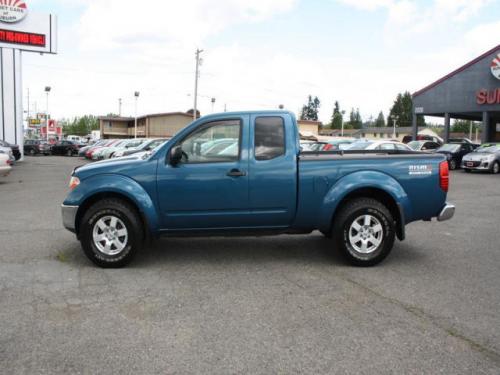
(254, 117, 285, 161)
(179, 119, 241, 163)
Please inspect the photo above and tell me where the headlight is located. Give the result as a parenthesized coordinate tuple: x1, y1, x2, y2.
(69, 176, 80, 190)
(481, 155, 494, 162)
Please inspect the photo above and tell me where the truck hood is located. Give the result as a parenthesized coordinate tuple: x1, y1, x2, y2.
(73, 153, 150, 179)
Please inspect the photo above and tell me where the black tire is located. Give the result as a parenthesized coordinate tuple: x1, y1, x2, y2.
(79, 198, 143, 268)
(491, 161, 499, 174)
(66, 149, 73, 157)
(332, 198, 395, 266)
(29, 148, 36, 156)
(449, 159, 457, 170)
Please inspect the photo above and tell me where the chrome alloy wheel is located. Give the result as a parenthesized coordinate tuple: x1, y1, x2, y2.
(92, 215, 128, 256)
(348, 214, 383, 254)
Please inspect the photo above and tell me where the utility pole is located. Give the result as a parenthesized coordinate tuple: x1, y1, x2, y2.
(45, 86, 51, 142)
(211, 97, 216, 113)
(193, 48, 204, 120)
(391, 115, 399, 139)
(134, 92, 140, 138)
(118, 98, 122, 116)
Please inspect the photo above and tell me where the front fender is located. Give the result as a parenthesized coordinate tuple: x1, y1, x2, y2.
(63, 174, 160, 234)
(317, 171, 412, 233)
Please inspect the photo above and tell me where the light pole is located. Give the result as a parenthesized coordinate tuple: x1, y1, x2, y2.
(193, 48, 204, 120)
(44, 86, 51, 141)
(118, 98, 122, 116)
(391, 115, 399, 139)
(211, 97, 216, 113)
(134, 91, 140, 138)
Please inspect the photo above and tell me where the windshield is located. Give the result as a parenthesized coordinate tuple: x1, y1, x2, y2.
(407, 141, 422, 150)
(475, 144, 500, 153)
(347, 141, 373, 150)
(437, 144, 460, 152)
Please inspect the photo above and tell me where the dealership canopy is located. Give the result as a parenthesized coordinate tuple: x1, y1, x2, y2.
(412, 44, 500, 143)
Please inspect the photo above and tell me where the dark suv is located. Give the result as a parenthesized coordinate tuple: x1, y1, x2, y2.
(51, 140, 83, 156)
(24, 140, 51, 156)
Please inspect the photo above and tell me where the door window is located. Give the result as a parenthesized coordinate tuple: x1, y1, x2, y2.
(378, 143, 395, 150)
(178, 119, 241, 163)
(254, 117, 285, 160)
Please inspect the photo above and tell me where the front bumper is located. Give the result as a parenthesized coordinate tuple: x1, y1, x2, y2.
(61, 204, 79, 233)
(438, 203, 455, 222)
(461, 160, 492, 170)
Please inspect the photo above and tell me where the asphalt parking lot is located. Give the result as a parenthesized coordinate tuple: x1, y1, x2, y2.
(1, 156, 499, 374)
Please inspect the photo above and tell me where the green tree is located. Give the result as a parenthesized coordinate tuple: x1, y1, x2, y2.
(346, 108, 362, 129)
(375, 111, 385, 127)
(62, 115, 99, 136)
(300, 95, 321, 121)
(330, 101, 346, 130)
(451, 120, 478, 133)
(387, 91, 425, 128)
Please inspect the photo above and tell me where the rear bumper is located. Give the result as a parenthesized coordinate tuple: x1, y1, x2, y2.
(437, 203, 455, 222)
(61, 204, 79, 233)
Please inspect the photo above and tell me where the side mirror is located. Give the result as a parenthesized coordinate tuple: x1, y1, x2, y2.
(170, 145, 183, 166)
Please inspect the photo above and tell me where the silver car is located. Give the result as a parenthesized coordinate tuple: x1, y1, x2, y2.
(461, 143, 500, 174)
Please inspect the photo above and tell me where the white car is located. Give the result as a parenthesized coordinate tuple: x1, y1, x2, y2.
(0, 146, 15, 163)
(347, 140, 412, 151)
(0, 153, 12, 177)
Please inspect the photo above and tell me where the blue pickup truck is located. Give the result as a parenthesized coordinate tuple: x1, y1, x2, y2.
(62, 111, 454, 267)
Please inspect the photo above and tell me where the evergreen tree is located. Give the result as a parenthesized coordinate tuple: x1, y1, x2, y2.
(387, 91, 425, 128)
(300, 95, 321, 121)
(375, 111, 385, 127)
(330, 100, 344, 130)
(347, 108, 362, 129)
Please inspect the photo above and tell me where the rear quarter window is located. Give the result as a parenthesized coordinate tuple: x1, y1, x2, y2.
(254, 117, 285, 160)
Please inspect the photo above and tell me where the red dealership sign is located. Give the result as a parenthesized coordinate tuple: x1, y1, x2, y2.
(476, 89, 500, 105)
(0, 29, 45, 47)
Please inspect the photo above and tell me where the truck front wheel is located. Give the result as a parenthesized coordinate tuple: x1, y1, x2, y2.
(79, 198, 143, 268)
(332, 198, 395, 266)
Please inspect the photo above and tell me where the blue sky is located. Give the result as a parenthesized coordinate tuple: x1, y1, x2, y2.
(22, 0, 500, 124)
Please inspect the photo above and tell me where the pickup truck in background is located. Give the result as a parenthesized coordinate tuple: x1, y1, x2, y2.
(61, 111, 455, 268)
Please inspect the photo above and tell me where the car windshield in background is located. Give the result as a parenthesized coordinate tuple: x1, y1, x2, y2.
(347, 141, 372, 150)
(438, 144, 460, 152)
(407, 141, 422, 150)
(475, 144, 500, 153)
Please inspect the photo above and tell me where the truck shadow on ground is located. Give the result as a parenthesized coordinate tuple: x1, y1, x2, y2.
(127, 233, 426, 269)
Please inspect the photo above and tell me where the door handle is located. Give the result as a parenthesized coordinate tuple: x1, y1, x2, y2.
(227, 168, 246, 177)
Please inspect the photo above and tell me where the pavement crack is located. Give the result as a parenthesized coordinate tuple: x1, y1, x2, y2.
(338, 272, 500, 366)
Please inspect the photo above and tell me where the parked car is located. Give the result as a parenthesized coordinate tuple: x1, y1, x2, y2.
(407, 140, 441, 152)
(85, 140, 120, 159)
(0, 139, 21, 160)
(448, 138, 480, 149)
(347, 140, 412, 151)
(402, 134, 443, 145)
(0, 146, 15, 163)
(435, 142, 475, 170)
(0, 153, 12, 177)
(306, 138, 356, 152)
(95, 139, 146, 160)
(79, 140, 106, 157)
(62, 110, 454, 268)
(24, 140, 51, 156)
(113, 138, 169, 158)
(51, 140, 84, 156)
(461, 143, 500, 174)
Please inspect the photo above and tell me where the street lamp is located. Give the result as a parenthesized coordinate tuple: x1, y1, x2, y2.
(134, 91, 140, 138)
(391, 115, 399, 139)
(211, 97, 216, 113)
(45, 86, 51, 141)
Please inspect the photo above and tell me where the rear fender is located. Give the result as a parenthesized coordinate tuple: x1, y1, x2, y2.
(318, 171, 412, 235)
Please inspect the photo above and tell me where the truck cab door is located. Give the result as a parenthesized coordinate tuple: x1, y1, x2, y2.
(156, 116, 250, 230)
(246, 114, 298, 228)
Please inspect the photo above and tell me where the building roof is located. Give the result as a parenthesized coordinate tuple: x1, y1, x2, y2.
(99, 112, 194, 122)
(413, 44, 500, 97)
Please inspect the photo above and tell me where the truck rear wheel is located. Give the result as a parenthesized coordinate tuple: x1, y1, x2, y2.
(79, 198, 143, 268)
(332, 198, 395, 266)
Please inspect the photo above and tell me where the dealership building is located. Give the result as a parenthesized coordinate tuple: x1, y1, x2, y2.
(99, 112, 195, 139)
(412, 44, 500, 143)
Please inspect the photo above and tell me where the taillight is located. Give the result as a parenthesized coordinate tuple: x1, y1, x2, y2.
(439, 161, 449, 192)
